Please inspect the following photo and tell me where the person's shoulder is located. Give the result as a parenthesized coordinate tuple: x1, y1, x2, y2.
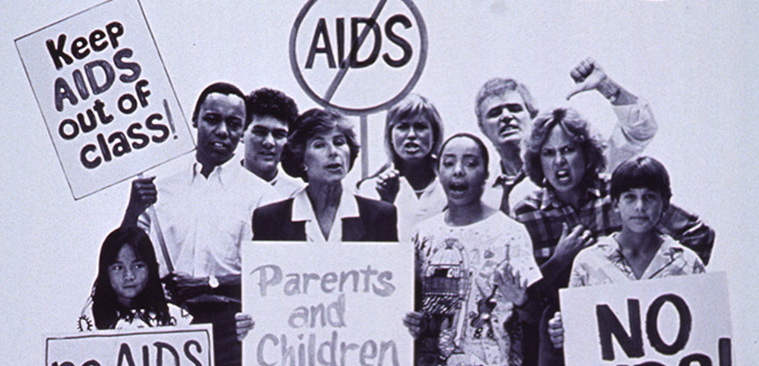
(660, 235, 704, 264)
(167, 303, 193, 326)
(255, 197, 294, 218)
(512, 187, 546, 215)
(355, 195, 396, 216)
(576, 234, 616, 262)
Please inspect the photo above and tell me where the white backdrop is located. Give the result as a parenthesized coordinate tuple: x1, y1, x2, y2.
(2, 1, 757, 365)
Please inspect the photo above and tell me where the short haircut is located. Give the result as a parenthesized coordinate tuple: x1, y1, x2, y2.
(611, 156, 672, 206)
(475, 77, 539, 124)
(244, 88, 299, 130)
(92, 227, 169, 329)
(523, 107, 606, 187)
(191, 82, 247, 123)
(281, 108, 360, 182)
(384, 93, 444, 166)
(438, 132, 490, 175)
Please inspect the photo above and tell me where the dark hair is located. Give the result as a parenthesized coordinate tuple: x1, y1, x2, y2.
(281, 108, 360, 182)
(91, 227, 170, 329)
(475, 77, 539, 123)
(438, 132, 490, 175)
(611, 156, 672, 207)
(523, 107, 606, 187)
(244, 88, 299, 130)
(191, 82, 247, 124)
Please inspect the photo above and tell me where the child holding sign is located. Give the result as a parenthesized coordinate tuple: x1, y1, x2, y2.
(403, 133, 541, 366)
(78, 227, 192, 331)
(547, 156, 706, 349)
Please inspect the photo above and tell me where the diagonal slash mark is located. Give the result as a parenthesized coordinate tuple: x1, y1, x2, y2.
(322, 0, 388, 102)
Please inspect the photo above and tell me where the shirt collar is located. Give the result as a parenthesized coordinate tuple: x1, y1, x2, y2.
(191, 155, 239, 186)
(538, 176, 603, 211)
(292, 183, 359, 222)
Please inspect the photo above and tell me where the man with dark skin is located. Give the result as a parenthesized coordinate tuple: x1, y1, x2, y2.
(121, 82, 273, 366)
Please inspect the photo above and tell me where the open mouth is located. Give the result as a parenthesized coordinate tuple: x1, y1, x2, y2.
(448, 181, 469, 195)
(210, 141, 230, 153)
(555, 169, 572, 184)
(403, 142, 421, 154)
(325, 163, 343, 172)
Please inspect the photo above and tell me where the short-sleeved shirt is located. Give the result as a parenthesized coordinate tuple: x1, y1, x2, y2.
(570, 234, 706, 287)
(413, 211, 542, 366)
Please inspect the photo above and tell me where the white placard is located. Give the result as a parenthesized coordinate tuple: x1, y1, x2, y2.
(15, 0, 194, 199)
(242, 241, 414, 366)
(560, 272, 732, 366)
(45, 324, 214, 366)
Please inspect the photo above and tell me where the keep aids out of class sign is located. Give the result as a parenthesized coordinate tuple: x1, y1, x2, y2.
(16, 0, 194, 200)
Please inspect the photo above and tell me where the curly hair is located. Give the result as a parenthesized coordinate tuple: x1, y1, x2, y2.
(474, 77, 539, 124)
(281, 108, 360, 182)
(523, 107, 606, 188)
(244, 88, 299, 130)
(92, 227, 170, 329)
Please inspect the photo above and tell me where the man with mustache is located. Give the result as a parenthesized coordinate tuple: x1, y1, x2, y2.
(121, 82, 274, 366)
(241, 88, 303, 200)
(475, 59, 658, 366)
(476, 58, 658, 216)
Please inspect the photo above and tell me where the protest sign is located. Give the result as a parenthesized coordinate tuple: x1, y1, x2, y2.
(241, 242, 414, 366)
(15, 0, 194, 199)
(290, 0, 427, 115)
(560, 272, 732, 366)
(45, 324, 213, 366)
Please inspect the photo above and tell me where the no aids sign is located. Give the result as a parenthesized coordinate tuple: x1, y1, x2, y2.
(290, 0, 428, 115)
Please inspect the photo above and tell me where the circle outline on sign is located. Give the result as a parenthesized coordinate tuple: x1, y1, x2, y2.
(289, 0, 428, 116)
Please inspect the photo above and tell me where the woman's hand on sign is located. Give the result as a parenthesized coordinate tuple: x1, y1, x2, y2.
(236, 313, 255, 341)
(547, 311, 564, 349)
(402, 311, 428, 339)
(376, 168, 401, 203)
(121, 176, 157, 227)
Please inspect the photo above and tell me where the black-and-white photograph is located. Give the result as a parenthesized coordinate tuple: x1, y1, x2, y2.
(2, 0, 757, 365)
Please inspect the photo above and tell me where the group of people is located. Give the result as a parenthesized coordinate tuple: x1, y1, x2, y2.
(78, 58, 715, 366)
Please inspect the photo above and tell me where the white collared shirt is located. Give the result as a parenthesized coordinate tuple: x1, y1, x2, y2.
(357, 175, 447, 242)
(291, 184, 359, 244)
(139, 156, 275, 278)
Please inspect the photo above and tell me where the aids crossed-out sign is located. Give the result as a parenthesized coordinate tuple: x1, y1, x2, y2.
(290, 0, 428, 115)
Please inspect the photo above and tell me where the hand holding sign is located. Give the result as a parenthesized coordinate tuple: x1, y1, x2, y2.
(547, 311, 564, 349)
(121, 176, 156, 227)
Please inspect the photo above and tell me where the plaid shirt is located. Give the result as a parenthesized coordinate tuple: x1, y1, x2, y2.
(513, 175, 714, 298)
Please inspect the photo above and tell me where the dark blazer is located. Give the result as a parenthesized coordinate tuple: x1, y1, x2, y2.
(253, 195, 398, 241)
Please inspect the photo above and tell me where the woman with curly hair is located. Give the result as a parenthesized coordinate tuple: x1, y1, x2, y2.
(512, 107, 714, 366)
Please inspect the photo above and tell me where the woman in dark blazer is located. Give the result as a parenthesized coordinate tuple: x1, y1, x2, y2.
(252, 108, 397, 242)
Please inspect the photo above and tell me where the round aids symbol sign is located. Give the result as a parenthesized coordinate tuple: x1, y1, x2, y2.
(290, 0, 428, 115)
